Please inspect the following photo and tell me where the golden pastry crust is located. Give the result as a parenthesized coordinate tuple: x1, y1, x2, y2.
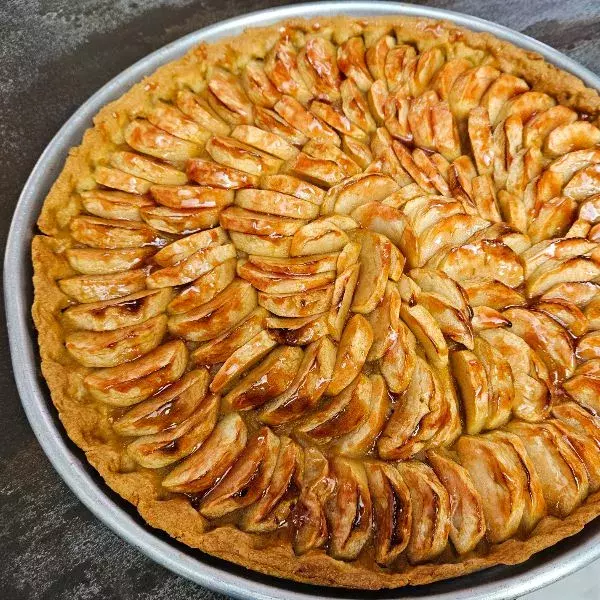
(32, 15, 600, 589)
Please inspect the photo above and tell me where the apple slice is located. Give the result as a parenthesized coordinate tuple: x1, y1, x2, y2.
(58, 269, 146, 304)
(365, 461, 411, 566)
(167, 258, 237, 315)
(310, 99, 368, 141)
(350, 230, 392, 314)
(66, 314, 167, 368)
(418, 291, 474, 349)
(146, 243, 236, 288)
(553, 402, 600, 445)
(70, 216, 168, 249)
(542, 281, 600, 306)
(274, 95, 339, 145)
(107, 152, 186, 187)
(124, 119, 200, 161)
(254, 106, 309, 146)
(235, 188, 319, 220)
(378, 356, 443, 460)
(506, 421, 588, 518)
(260, 173, 325, 205)
(366, 282, 402, 361)
(162, 413, 247, 493)
(187, 157, 258, 189)
(146, 102, 211, 146)
(176, 88, 231, 136)
(298, 374, 371, 444)
(527, 256, 600, 297)
(229, 231, 292, 257)
(486, 430, 547, 532)
(149, 185, 233, 210)
(153, 227, 229, 266)
(327, 264, 360, 341)
(333, 375, 390, 457)
(84, 340, 187, 406)
(63, 288, 173, 332)
(266, 313, 328, 346)
(326, 314, 373, 396)
(258, 284, 333, 318)
(400, 303, 448, 368)
(297, 37, 341, 103)
(207, 68, 254, 125)
(209, 330, 278, 393)
(396, 462, 450, 564)
(168, 279, 257, 342)
(292, 447, 335, 555)
(199, 428, 280, 519)
(451, 350, 490, 435)
(240, 60, 281, 109)
(290, 218, 349, 257)
(427, 449, 486, 554)
(327, 457, 373, 561)
(206, 135, 282, 176)
(80, 188, 153, 221)
(504, 307, 576, 380)
(471, 306, 511, 332)
(456, 435, 525, 542)
(461, 278, 526, 310)
(408, 268, 469, 313)
(223, 346, 304, 411)
(260, 337, 336, 426)
(536, 300, 589, 337)
(190, 307, 267, 365)
(563, 366, 600, 414)
(328, 173, 399, 215)
(231, 124, 298, 160)
(65, 247, 154, 275)
(248, 253, 338, 276)
(338, 39, 373, 91)
(140, 205, 220, 234)
(284, 151, 346, 188)
(380, 320, 417, 394)
(240, 437, 302, 533)
(472, 337, 514, 429)
(126, 393, 220, 469)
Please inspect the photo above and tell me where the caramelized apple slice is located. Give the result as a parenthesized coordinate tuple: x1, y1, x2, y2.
(326, 314, 373, 396)
(456, 435, 525, 542)
(66, 314, 167, 368)
(94, 165, 152, 195)
(150, 185, 233, 210)
(191, 307, 267, 365)
(365, 282, 401, 361)
(231, 124, 297, 160)
(258, 284, 333, 318)
(486, 430, 547, 532)
(275, 95, 339, 146)
(378, 355, 444, 460)
(536, 299, 589, 338)
(563, 362, 600, 413)
(451, 350, 490, 435)
(503, 307, 575, 380)
(207, 68, 254, 125)
(365, 461, 411, 565)
(235, 188, 319, 220)
(333, 375, 390, 457)
(146, 102, 211, 145)
(140, 205, 221, 234)
(63, 288, 172, 331)
(241, 60, 282, 109)
(326, 457, 372, 560)
(576, 331, 600, 362)
(299, 374, 371, 444)
(261, 337, 336, 426)
(472, 337, 514, 429)
(167, 258, 237, 315)
(418, 292, 474, 349)
(147, 243, 236, 289)
(222, 346, 304, 411)
(400, 303, 448, 368)
(58, 269, 146, 304)
(206, 135, 282, 176)
(210, 330, 277, 393)
(229, 231, 292, 257)
(113, 369, 209, 436)
(176, 89, 231, 136)
(249, 253, 338, 276)
(168, 279, 257, 342)
(396, 462, 450, 564)
(84, 340, 187, 406)
(329, 174, 399, 215)
(461, 278, 526, 310)
(153, 226, 229, 266)
(260, 173, 325, 206)
(506, 421, 589, 518)
(427, 449, 486, 554)
(124, 119, 201, 161)
(187, 157, 259, 189)
(292, 447, 335, 555)
(80, 188, 154, 221)
(285, 151, 346, 188)
(70, 216, 167, 249)
(527, 257, 600, 298)
(327, 264, 360, 341)
(65, 247, 154, 275)
(264, 39, 313, 105)
(337, 37, 373, 91)
(162, 413, 247, 493)
(266, 313, 328, 346)
(241, 437, 302, 533)
(199, 428, 280, 518)
(380, 320, 416, 394)
(471, 306, 511, 332)
(553, 402, 600, 445)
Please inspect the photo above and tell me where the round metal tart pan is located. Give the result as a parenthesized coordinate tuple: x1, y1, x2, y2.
(5, 2, 600, 598)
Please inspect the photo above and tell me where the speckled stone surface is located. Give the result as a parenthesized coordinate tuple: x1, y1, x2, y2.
(1, 1, 600, 599)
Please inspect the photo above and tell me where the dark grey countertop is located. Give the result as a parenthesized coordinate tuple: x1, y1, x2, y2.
(1, 1, 599, 598)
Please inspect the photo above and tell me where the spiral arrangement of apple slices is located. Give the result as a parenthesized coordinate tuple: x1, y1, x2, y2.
(50, 21, 600, 571)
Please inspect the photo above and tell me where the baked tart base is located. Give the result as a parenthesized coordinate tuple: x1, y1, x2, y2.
(32, 15, 600, 589)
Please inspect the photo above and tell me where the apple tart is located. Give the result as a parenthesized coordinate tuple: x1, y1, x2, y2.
(32, 15, 600, 589)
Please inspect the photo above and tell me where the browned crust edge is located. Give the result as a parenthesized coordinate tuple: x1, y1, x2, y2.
(31, 15, 600, 590)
